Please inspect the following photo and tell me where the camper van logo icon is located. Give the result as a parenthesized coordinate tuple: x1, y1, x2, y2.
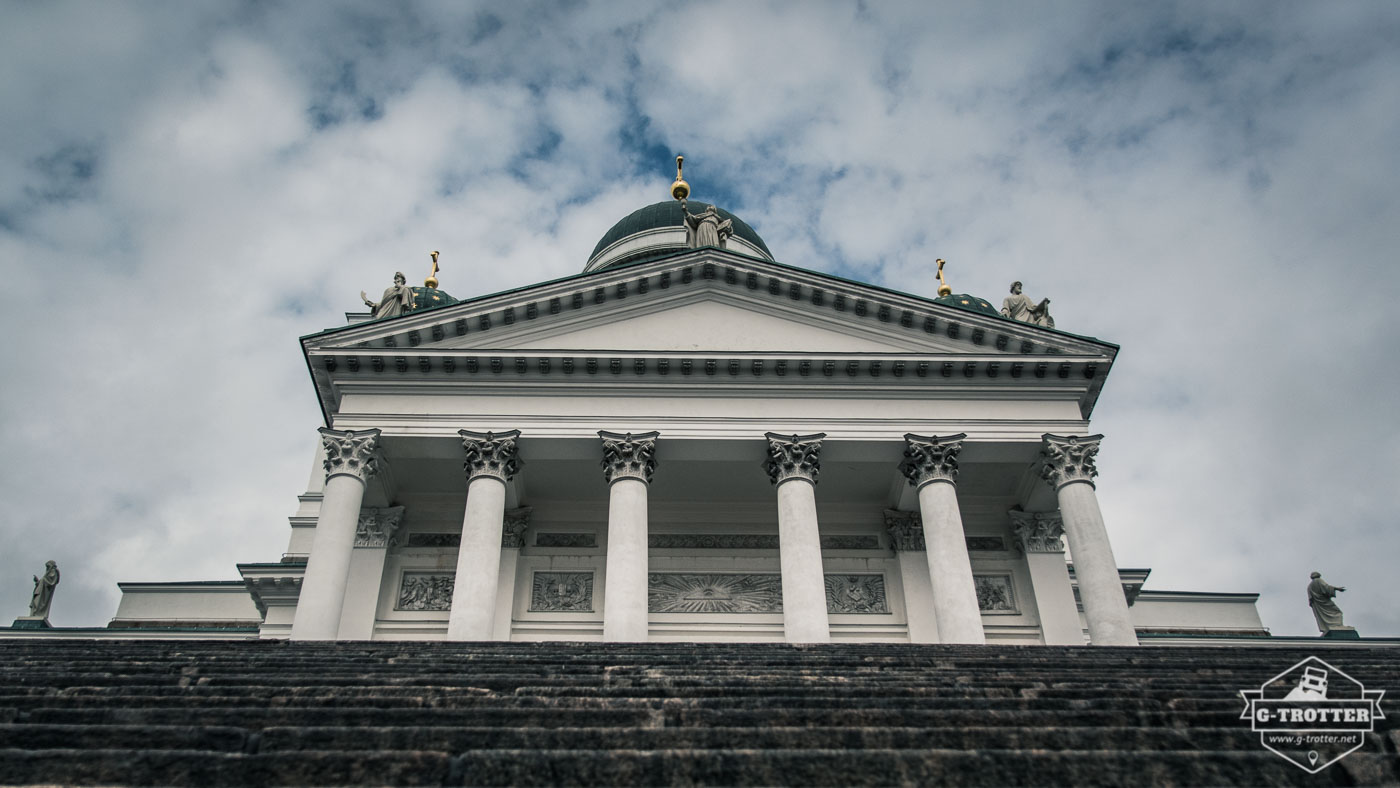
(1239, 656, 1385, 773)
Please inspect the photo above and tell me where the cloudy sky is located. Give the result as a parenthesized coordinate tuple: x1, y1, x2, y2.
(2, 1, 1396, 637)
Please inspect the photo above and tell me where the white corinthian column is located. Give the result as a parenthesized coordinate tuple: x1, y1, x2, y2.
(292, 427, 381, 641)
(900, 433, 985, 645)
(447, 429, 522, 641)
(765, 432, 830, 644)
(1041, 434, 1138, 646)
(600, 431, 659, 642)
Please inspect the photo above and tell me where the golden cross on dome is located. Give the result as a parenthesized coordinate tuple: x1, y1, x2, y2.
(426, 251, 440, 288)
(935, 258, 952, 297)
(671, 155, 690, 202)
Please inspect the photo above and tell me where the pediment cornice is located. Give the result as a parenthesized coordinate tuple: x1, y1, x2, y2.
(306, 249, 1115, 354)
(301, 249, 1117, 424)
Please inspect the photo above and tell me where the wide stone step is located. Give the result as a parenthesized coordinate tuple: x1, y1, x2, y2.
(1, 747, 1394, 787)
(19, 706, 663, 729)
(0, 692, 1244, 714)
(0, 682, 1269, 702)
(255, 724, 1279, 753)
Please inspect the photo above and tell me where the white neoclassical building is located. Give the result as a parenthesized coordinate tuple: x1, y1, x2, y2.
(33, 190, 1271, 645)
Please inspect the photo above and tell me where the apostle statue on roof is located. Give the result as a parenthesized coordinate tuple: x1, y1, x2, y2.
(1307, 572, 1350, 635)
(1001, 281, 1054, 329)
(29, 560, 59, 619)
(684, 203, 733, 250)
(361, 271, 414, 319)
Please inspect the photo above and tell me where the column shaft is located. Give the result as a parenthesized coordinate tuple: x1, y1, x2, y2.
(447, 476, 507, 640)
(776, 479, 830, 643)
(602, 477, 650, 641)
(1057, 481, 1138, 646)
(291, 473, 366, 640)
(918, 481, 985, 644)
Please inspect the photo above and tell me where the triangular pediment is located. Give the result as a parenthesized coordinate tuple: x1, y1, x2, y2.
(308, 251, 1111, 359)
(301, 251, 1118, 423)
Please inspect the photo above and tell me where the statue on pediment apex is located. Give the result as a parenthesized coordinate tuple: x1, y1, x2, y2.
(1002, 281, 1054, 328)
(684, 203, 733, 249)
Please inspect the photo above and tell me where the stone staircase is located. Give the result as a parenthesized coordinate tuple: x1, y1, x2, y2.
(0, 640, 1396, 786)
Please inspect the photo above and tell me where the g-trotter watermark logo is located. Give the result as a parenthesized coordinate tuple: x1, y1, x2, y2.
(1239, 656, 1386, 773)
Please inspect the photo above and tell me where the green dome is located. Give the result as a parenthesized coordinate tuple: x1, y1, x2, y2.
(410, 286, 458, 312)
(589, 201, 772, 266)
(934, 293, 1000, 317)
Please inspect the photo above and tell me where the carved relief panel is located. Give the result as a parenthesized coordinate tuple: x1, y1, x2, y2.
(974, 573, 1017, 613)
(396, 572, 454, 611)
(824, 574, 890, 614)
(529, 572, 594, 612)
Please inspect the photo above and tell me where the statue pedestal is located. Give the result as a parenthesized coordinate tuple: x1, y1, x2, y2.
(1323, 627, 1360, 639)
(10, 616, 51, 629)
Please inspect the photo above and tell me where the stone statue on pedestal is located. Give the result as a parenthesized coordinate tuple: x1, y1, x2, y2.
(684, 204, 733, 249)
(1001, 281, 1054, 328)
(361, 272, 414, 319)
(1308, 572, 1353, 636)
(29, 560, 60, 618)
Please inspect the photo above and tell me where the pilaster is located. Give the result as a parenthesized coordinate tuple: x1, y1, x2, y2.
(494, 507, 532, 641)
(1009, 509, 1083, 645)
(883, 509, 938, 644)
(338, 506, 405, 640)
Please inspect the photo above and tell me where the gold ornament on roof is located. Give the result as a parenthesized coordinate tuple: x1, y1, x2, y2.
(425, 251, 441, 288)
(935, 258, 952, 297)
(671, 155, 690, 202)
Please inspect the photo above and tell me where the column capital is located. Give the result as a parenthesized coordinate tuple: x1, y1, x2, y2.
(1040, 433, 1103, 490)
(319, 427, 381, 484)
(764, 432, 826, 485)
(502, 507, 533, 548)
(883, 509, 925, 552)
(1009, 509, 1065, 553)
(460, 429, 522, 483)
(599, 430, 659, 484)
(354, 506, 405, 548)
(899, 432, 966, 489)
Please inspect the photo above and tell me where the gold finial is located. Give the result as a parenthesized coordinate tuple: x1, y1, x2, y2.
(935, 258, 952, 297)
(671, 155, 690, 201)
(425, 251, 440, 288)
